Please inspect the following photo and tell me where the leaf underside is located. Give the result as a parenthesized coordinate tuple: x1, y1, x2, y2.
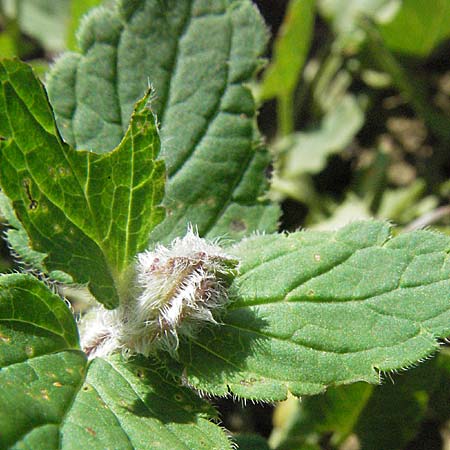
(47, 0, 280, 244)
(0, 58, 165, 308)
(0, 274, 231, 450)
(166, 221, 450, 400)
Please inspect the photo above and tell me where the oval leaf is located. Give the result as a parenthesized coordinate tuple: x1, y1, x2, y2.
(47, 0, 280, 243)
(172, 221, 450, 400)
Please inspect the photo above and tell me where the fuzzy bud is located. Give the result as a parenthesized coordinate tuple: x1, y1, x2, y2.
(81, 227, 239, 358)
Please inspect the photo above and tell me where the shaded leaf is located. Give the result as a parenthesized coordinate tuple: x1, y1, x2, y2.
(61, 355, 232, 450)
(234, 433, 271, 450)
(269, 383, 373, 449)
(272, 356, 447, 450)
(0, 191, 72, 283)
(355, 359, 440, 450)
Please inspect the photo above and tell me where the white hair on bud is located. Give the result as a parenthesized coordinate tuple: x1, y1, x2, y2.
(80, 226, 239, 359)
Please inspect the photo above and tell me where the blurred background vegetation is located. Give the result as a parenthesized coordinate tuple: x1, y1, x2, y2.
(0, 1, 449, 449)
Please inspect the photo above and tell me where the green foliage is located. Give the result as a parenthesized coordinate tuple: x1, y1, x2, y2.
(271, 95, 364, 204)
(67, 0, 104, 50)
(47, 0, 280, 243)
(0, 274, 230, 449)
(379, 0, 450, 56)
(1, 0, 71, 52)
(267, 0, 450, 232)
(169, 221, 450, 399)
(0, 59, 165, 307)
(0, 0, 449, 448)
(271, 351, 450, 450)
(259, 0, 315, 135)
(0, 273, 85, 449)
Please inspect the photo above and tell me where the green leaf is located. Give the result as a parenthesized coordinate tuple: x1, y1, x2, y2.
(258, 0, 315, 136)
(379, 0, 450, 56)
(0, 274, 232, 449)
(259, 0, 315, 101)
(0, 32, 17, 57)
(0, 58, 165, 308)
(169, 221, 450, 400)
(309, 194, 371, 230)
(47, 0, 280, 243)
(0, 191, 72, 283)
(271, 95, 364, 205)
(0, 273, 85, 449)
(377, 179, 438, 224)
(61, 355, 232, 450)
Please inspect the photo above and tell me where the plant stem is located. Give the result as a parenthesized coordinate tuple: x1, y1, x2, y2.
(277, 91, 294, 137)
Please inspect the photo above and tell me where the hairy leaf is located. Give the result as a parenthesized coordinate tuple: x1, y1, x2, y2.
(0, 191, 72, 283)
(170, 221, 450, 400)
(47, 0, 280, 243)
(0, 274, 232, 449)
(0, 58, 165, 308)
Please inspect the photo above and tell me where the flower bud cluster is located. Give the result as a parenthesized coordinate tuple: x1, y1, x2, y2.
(81, 227, 238, 358)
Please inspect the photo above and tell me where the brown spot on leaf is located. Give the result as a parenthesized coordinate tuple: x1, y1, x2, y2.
(86, 427, 96, 437)
(230, 219, 246, 232)
(0, 332, 10, 343)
